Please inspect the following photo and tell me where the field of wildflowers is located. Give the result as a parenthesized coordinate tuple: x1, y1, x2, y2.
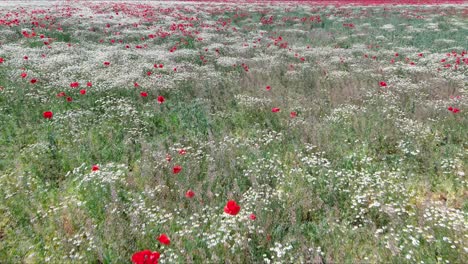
(0, 0, 466, 263)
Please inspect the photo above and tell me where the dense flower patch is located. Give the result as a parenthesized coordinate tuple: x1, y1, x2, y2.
(0, 1, 466, 263)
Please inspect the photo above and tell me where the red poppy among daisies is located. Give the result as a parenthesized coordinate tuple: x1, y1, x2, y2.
(448, 106, 460, 113)
(43, 111, 53, 119)
(172, 165, 182, 174)
(131, 250, 160, 264)
(249, 213, 256, 220)
(70, 82, 79, 88)
(272, 108, 280, 113)
(185, 190, 195, 198)
(157, 234, 170, 245)
(224, 200, 241, 215)
(140, 92, 148, 97)
(157, 96, 165, 104)
(92, 165, 99, 171)
(379, 81, 387, 87)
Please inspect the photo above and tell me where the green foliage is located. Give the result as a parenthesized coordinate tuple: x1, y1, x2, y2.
(0, 3, 467, 264)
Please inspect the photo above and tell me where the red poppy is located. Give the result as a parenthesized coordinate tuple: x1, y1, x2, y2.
(104, 61, 110, 66)
(185, 190, 195, 198)
(92, 165, 99, 171)
(179, 149, 186, 155)
(0, 57, 3, 63)
(157, 96, 165, 104)
(30, 78, 37, 84)
(80, 89, 86, 95)
(249, 213, 256, 220)
(66, 97, 73, 102)
(379, 81, 387, 87)
(173, 165, 182, 174)
(290, 111, 297, 118)
(134, 82, 139, 88)
(448, 106, 460, 113)
(140, 92, 148, 97)
(224, 200, 240, 215)
(21, 72, 27, 78)
(43, 111, 53, 119)
(271, 108, 280, 113)
(57, 92, 66, 97)
(147, 71, 152, 76)
(70, 82, 79, 88)
(157, 234, 170, 245)
(159, 64, 163, 68)
(266, 85, 271, 91)
(24, 56, 28, 60)
(394, 53, 399, 57)
(87, 82, 92, 87)
(131, 250, 160, 264)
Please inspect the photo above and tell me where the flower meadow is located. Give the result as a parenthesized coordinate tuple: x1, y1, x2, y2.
(0, 0, 467, 263)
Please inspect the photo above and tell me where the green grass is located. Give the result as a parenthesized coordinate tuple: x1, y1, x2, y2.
(0, 2, 467, 264)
